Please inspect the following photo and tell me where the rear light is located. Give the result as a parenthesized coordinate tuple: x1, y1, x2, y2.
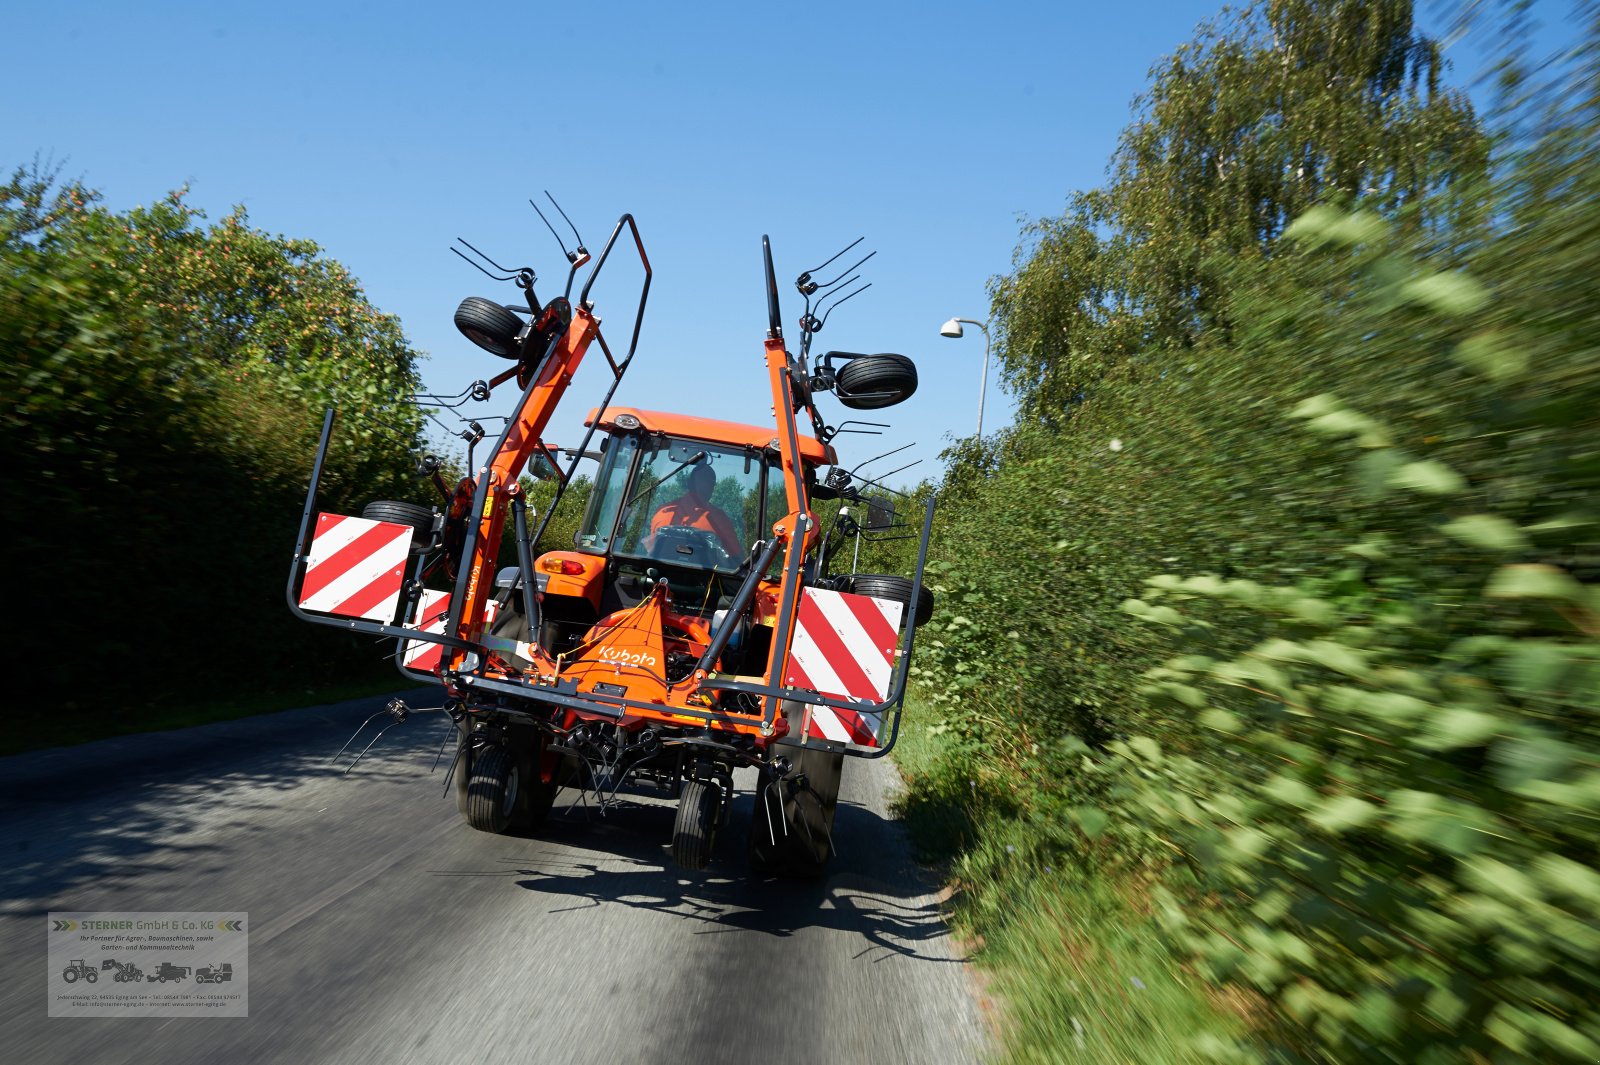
(540, 558, 587, 576)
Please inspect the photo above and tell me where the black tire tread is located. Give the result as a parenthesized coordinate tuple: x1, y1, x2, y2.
(361, 500, 435, 544)
(672, 780, 718, 870)
(838, 572, 934, 627)
(835, 353, 917, 410)
(454, 296, 524, 358)
(464, 745, 515, 833)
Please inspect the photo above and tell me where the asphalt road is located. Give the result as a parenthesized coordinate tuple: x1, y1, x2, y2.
(0, 691, 987, 1064)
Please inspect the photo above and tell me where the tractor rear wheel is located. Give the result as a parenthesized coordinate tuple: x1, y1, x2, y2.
(834, 353, 917, 409)
(360, 500, 435, 545)
(454, 296, 524, 358)
(835, 573, 934, 627)
(672, 780, 719, 870)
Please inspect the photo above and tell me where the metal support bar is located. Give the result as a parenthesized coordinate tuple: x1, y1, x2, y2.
(760, 514, 811, 729)
(510, 495, 541, 644)
(693, 536, 786, 676)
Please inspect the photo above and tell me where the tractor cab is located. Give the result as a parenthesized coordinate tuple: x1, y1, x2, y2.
(518, 407, 837, 679)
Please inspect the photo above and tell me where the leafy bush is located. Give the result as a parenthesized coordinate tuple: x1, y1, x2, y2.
(0, 167, 427, 711)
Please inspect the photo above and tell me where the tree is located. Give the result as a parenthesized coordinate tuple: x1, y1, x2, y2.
(992, 0, 1485, 424)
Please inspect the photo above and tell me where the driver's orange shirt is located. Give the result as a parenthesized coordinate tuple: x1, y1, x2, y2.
(649, 497, 744, 557)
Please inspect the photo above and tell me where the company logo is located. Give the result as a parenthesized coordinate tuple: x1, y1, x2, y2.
(598, 646, 658, 669)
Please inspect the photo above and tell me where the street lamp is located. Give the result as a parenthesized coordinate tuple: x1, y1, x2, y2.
(939, 317, 991, 438)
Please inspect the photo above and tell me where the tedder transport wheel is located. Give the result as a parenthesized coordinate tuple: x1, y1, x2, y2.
(672, 780, 719, 870)
(360, 500, 435, 545)
(836, 573, 934, 627)
(748, 747, 844, 878)
(453, 296, 524, 358)
(834, 353, 917, 410)
(460, 740, 558, 834)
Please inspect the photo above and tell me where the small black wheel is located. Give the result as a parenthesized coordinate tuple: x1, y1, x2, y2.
(85, 970, 97, 984)
(836, 572, 934, 627)
(361, 500, 435, 545)
(63, 969, 78, 984)
(834, 353, 917, 410)
(454, 296, 524, 358)
(463, 745, 519, 834)
(672, 779, 719, 870)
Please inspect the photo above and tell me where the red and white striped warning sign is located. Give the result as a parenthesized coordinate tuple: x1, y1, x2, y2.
(299, 513, 411, 623)
(403, 590, 498, 674)
(782, 588, 904, 747)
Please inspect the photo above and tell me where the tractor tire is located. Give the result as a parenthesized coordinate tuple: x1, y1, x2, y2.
(454, 296, 524, 358)
(85, 970, 97, 983)
(361, 500, 435, 545)
(748, 747, 843, 878)
(836, 573, 934, 627)
(834, 353, 917, 410)
(463, 745, 519, 834)
(672, 780, 719, 871)
(63, 969, 78, 984)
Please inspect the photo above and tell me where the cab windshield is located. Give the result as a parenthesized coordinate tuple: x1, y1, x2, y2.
(578, 435, 767, 574)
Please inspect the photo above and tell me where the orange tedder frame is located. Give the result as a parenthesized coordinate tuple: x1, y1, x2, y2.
(288, 215, 934, 870)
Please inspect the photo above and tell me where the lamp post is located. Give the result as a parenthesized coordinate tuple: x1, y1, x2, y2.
(939, 317, 991, 438)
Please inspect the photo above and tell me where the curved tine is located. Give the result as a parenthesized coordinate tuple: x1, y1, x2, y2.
(430, 715, 455, 772)
(813, 273, 860, 303)
(818, 282, 872, 329)
(804, 236, 864, 277)
(451, 245, 518, 282)
(456, 237, 530, 280)
(814, 249, 877, 292)
(331, 709, 391, 767)
(848, 440, 915, 477)
(848, 467, 917, 499)
(342, 719, 410, 775)
(440, 728, 468, 795)
(545, 191, 585, 250)
(529, 198, 572, 258)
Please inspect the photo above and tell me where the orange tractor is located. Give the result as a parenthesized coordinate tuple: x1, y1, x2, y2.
(288, 210, 933, 874)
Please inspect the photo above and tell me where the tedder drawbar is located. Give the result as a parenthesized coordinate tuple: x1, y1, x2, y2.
(287, 206, 934, 875)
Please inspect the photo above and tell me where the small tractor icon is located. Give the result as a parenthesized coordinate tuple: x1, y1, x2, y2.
(150, 962, 191, 983)
(194, 963, 233, 984)
(102, 959, 145, 982)
(61, 959, 97, 984)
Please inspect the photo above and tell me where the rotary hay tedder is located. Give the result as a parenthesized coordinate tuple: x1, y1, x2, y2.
(288, 206, 934, 876)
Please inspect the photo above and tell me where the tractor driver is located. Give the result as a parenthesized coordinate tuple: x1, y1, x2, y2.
(646, 462, 744, 558)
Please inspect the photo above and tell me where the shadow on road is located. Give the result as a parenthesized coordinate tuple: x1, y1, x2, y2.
(0, 707, 454, 913)
(430, 790, 968, 965)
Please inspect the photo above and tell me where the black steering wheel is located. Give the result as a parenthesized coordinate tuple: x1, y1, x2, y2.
(649, 525, 734, 569)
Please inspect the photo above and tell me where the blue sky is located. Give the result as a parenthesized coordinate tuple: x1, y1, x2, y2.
(1, 0, 1536, 484)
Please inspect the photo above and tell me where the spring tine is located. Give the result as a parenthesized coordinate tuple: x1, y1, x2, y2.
(451, 245, 518, 282)
(430, 716, 454, 773)
(818, 283, 871, 329)
(331, 710, 389, 767)
(545, 191, 586, 252)
(803, 236, 864, 277)
(529, 198, 572, 259)
(342, 718, 411, 775)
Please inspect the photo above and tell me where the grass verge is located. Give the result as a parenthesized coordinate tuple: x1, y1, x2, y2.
(893, 699, 1254, 1064)
(3, 669, 416, 758)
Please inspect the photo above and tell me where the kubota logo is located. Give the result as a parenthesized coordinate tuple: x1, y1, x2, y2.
(598, 646, 658, 669)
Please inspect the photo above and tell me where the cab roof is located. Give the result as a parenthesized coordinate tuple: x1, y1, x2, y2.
(584, 407, 836, 465)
